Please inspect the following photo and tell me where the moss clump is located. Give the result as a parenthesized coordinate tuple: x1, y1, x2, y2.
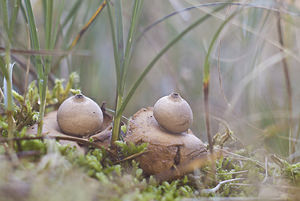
(1, 135, 300, 200)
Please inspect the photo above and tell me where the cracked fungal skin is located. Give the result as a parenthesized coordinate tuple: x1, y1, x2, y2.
(125, 107, 207, 177)
(57, 94, 103, 136)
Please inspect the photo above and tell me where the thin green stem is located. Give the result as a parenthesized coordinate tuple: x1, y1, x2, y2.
(1, 0, 15, 147)
(51, 0, 65, 49)
(203, 9, 240, 154)
(37, 0, 53, 136)
(110, 0, 144, 145)
(52, 0, 105, 74)
(5, 45, 14, 148)
(107, 1, 124, 146)
(44, 0, 53, 76)
(203, 12, 238, 83)
(61, 0, 82, 29)
(111, 95, 123, 146)
(24, 1, 44, 136)
(37, 74, 48, 136)
(115, 0, 124, 73)
(4, 47, 13, 113)
(121, 0, 143, 92)
(24, 0, 43, 79)
(45, 1, 53, 50)
(9, 0, 20, 40)
(0, 56, 8, 78)
(107, 1, 121, 92)
(115, 4, 227, 117)
(1, 0, 9, 34)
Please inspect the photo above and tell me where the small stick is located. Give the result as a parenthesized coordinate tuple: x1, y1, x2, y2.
(217, 170, 248, 175)
(222, 149, 264, 168)
(201, 178, 245, 194)
(113, 150, 149, 165)
(262, 156, 268, 184)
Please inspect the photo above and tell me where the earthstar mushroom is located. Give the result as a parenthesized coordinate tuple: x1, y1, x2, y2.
(125, 107, 206, 178)
(57, 94, 103, 136)
(153, 92, 193, 133)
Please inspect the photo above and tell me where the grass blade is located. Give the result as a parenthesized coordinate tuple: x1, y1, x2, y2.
(1, 0, 15, 146)
(107, 0, 122, 146)
(68, 0, 107, 50)
(36, 0, 54, 136)
(203, 9, 240, 154)
(116, 4, 228, 117)
(121, 0, 144, 91)
(52, 0, 82, 49)
(45, 1, 53, 50)
(52, 1, 105, 75)
(111, 0, 144, 146)
(1, 0, 9, 39)
(19, 0, 27, 23)
(61, 0, 82, 28)
(51, 0, 65, 49)
(137, 2, 251, 41)
(107, 1, 121, 90)
(9, 0, 20, 40)
(24, 0, 43, 79)
(137, 2, 228, 41)
(0, 56, 8, 78)
(24, 0, 46, 136)
(115, 0, 124, 82)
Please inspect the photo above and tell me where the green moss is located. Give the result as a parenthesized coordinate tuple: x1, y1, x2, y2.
(1, 73, 300, 200)
(115, 140, 148, 157)
(1, 137, 300, 200)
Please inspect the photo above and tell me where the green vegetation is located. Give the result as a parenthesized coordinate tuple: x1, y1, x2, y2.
(1, 130, 300, 200)
(1, 75, 300, 200)
(1, 0, 300, 200)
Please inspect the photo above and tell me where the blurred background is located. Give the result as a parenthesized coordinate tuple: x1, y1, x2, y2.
(2, 0, 300, 158)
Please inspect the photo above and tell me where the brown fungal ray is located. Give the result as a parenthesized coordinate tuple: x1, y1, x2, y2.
(100, 103, 113, 131)
(27, 110, 113, 149)
(27, 111, 83, 150)
(90, 125, 112, 149)
(125, 107, 207, 178)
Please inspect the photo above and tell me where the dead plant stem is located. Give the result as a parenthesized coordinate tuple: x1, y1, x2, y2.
(276, 11, 293, 160)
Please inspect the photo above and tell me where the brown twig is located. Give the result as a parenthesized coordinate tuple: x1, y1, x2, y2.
(113, 150, 149, 165)
(0, 46, 79, 56)
(203, 81, 213, 154)
(201, 178, 245, 193)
